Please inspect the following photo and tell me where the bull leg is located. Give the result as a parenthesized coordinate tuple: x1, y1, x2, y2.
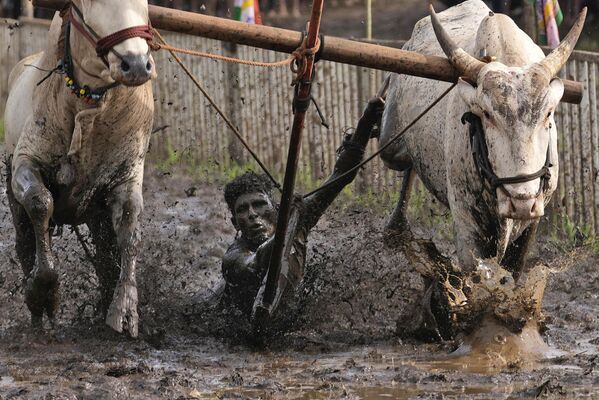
(105, 181, 143, 337)
(448, 187, 496, 274)
(87, 212, 120, 318)
(10, 158, 59, 326)
(501, 221, 538, 281)
(384, 168, 415, 247)
(6, 163, 39, 325)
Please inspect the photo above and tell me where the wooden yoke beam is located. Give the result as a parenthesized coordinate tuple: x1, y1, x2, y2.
(32, 0, 583, 104)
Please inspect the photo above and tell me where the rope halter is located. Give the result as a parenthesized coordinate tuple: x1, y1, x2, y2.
(68, 2, 154, 67)
(461, 112, 553, 199)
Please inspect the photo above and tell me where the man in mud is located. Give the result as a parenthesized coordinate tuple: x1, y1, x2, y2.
(221, 96, 385, 322)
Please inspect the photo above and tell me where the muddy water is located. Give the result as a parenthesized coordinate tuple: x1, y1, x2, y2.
(1, 167, 599, 398)
(1, 331, 597, 399)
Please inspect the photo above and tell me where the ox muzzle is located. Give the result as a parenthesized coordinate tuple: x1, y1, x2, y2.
(461, 112, 552, 220)
(67, 3, 155, 86)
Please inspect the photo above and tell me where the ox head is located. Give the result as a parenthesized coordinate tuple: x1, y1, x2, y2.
(430, 6, 586, 220)
(71, 0, 156, 86)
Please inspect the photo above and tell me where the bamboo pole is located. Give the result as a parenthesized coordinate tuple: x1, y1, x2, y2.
(591, 62, 599, 231)
(32, 0, 583, 104)
(570, 62, 583, 226)
(578, 61, 594, 232)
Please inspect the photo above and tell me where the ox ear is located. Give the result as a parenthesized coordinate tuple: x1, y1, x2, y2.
(548, 78, 565, 105)
(457, 77, 477, 107)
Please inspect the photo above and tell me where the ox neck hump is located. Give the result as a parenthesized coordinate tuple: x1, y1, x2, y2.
(474, 13, 545, 67)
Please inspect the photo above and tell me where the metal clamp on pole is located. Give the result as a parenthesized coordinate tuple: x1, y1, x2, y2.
(292, 82, 312, 114)
(252, 0, 326, 335)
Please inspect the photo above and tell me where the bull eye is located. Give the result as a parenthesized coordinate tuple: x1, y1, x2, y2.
(483, 111, 491, 119)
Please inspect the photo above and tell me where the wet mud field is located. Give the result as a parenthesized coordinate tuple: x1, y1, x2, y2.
(1, 165, 599, 399)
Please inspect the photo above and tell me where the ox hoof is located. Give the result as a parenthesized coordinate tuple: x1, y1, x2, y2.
(383, 226, 412, 248)
(31, 314, 43, 330)
(106, 283, 139, 338)
(25, 269, 60, 325)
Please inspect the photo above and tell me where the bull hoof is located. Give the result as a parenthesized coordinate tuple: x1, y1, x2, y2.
(383, 226, 412, 248)
(25, 269, 60, 326)
(31, 314, 43, 330)
(106, 283, 139, 338)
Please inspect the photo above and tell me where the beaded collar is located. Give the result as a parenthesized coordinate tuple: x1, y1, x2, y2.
(60, 20, 120, 104)
(34, 17, 121, 104)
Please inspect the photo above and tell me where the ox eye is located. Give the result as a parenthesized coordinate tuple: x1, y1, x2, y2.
(547, 112, 552, 118)
(483, 111, 491, 119)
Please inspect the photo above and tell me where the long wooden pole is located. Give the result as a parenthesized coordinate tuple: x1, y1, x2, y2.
(32, 0, 583, 104)
(260, 0, 324, 310)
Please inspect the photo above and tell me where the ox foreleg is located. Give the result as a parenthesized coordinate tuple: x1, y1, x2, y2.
(87, 211, 120, 318)
(10, 157, 59, 326)
(384, 167, 415, 247)
(501, 220, 538, 280)
(105, 182, 143, 338)
(448, 187, 497, 274)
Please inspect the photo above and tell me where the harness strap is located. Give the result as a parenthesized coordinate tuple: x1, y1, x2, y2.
(69, 6, 99, 50)
(461, 112, 553, 198)
(69, 3, 153, 64)
(96, 25, 154, 57)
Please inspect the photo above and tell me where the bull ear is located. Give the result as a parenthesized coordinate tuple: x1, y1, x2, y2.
(457, 77, 477, 107)
(548, 78, 565, 105)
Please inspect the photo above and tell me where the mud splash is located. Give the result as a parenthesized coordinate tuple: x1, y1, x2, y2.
(1, 166, 599, 398)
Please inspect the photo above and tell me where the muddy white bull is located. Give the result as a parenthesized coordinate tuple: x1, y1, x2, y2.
(3, 0, 156, 337)
(381, 0, 586, 275)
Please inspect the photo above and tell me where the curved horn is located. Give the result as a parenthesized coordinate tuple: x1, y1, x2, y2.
(537, 7, 587, 77)
(429, 4, 485, 81)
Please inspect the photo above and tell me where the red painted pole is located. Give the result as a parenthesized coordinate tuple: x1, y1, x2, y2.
(259, 0, 324, 310)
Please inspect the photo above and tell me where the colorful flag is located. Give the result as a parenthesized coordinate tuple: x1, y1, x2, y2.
(233, 0, 262, 24)
(536, 0, 564, 48)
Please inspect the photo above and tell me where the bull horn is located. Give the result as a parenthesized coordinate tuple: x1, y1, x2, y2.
(537, 7, 587, 77)
(429, 4, 485, 81)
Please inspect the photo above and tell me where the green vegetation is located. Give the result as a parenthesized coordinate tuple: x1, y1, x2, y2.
(549, 213, 598, 252)
(153, 148, 599, 248)
(151, 146, 453, 237)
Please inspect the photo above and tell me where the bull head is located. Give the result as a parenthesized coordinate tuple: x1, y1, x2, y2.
(430, 5, 586, 220)
(71, 0, 156, 86)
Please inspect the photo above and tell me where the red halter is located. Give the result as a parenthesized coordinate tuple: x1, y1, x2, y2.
(68, 3, 153, 65)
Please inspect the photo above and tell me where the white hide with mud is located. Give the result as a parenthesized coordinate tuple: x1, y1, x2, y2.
(380, 0, 586, 364)
(3, 0, 156, 337)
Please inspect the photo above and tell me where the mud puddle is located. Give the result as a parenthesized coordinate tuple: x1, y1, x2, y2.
(1, 166, 599, 398)
(1, 334, 597, 399)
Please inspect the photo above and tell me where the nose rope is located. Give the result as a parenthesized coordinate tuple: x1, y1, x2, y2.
(68, 2, 154, 65)
(96, 25, 154, 58)
(461, 112, 553, 199)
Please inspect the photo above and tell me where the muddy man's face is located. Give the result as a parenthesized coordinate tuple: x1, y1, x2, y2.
(233, 192, 276, 245)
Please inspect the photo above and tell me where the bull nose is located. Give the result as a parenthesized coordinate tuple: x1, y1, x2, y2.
(119, 53, 153, 85)
(502, 197, 544, 219)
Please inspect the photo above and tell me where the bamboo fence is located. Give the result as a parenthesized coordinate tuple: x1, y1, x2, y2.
(1, 18, 599, 232)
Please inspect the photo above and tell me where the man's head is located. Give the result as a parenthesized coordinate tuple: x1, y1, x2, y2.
(224, 172, 277, 246)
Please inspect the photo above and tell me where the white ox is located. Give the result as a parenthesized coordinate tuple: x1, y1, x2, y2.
(380, 0, 585, 274)
(4, 0, 156, 336)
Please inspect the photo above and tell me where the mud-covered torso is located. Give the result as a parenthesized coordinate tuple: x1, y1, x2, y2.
(222, 224, 307, 316)
(6, 12, 154, 225)
(14, 73, 153, 225)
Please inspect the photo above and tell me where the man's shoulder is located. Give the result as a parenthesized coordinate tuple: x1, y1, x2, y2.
(223, 238, 253, 264)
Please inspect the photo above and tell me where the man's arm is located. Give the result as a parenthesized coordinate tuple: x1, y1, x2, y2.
(222, 238, 275, 288)
(302, 96, 385, 230)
